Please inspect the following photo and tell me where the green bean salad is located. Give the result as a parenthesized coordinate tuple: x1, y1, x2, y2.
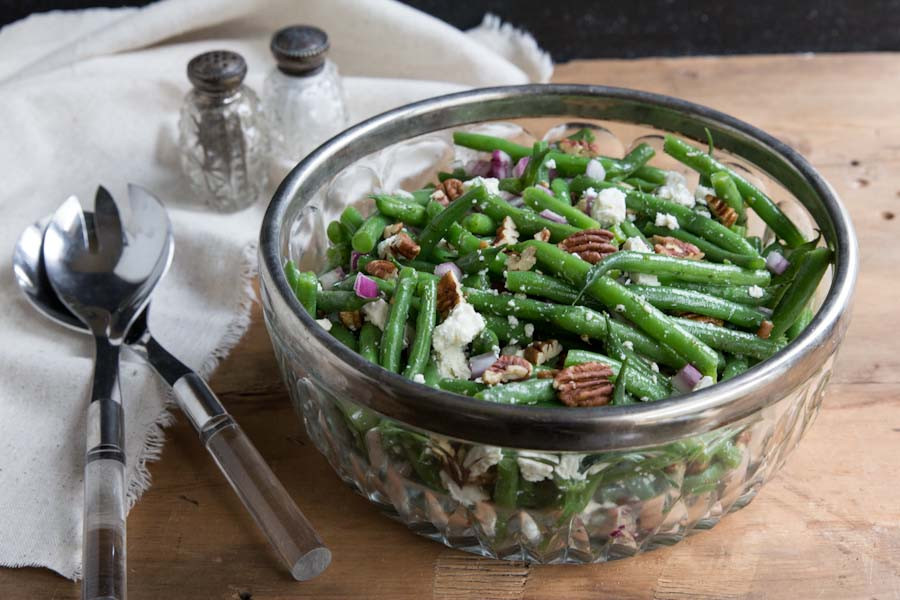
(286, 128, 830, 408)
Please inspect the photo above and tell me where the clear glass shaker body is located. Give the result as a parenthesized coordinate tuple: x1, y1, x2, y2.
(178, 84, 269, 213)
(263, 59, 349, 162)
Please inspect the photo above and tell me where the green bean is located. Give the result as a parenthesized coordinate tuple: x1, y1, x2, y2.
(522, 186, 601, 230)
(623, 177, 660, 192)
(642, 224, 765, 269)
(284, 260, 301, 295)
(619, 219, 648, 244)
(550, 177, 571, 205)
(380, 267, 416, 372)
(330, 322, 358, 351)
(474, 379, 557, 405)
(411, 188, 435, 205)
(373, 194, 426, 226)
(351, 213, 391, 253)
(524, 241, 719, 377)
(721, 355, 749, 381)
(652, 279, 780, 306)
(505, 270, 582, 305)
(461, 270, 490, 290)
(683, 462, 726, 495)
(626, 190, 759, 256)
(327, 220, 351, 244)
(340, 206, 365, 233)
(337, 399, 380, 432)
(472, 328, 500, 355)
(403, 279, 437, 378)
(446, 222, 485, 256)
(423, 359, 440, 387)
(710, 171, 747, 224)
(583, 250, 770, 288)
(358, 322, 381, 363)
(520, 141, 551, 187)
(612, 359, 632, 406)
(316, 290, 373, 313)
(462, 213, 497, 236)
(438, 167, 468, 182)
(493, 455, 519, 508)
(672, 317, 782, 360)
(417, 186, 485, 259)
(770, 247, 831, 338)
(481, 315, 532, 344)
(663, 135, 805, 248)
(452, 131, 533, 161)
(786, 306, 814, 341)
(324, 242, 350, 271)
(294, 270, 318, 316)
(633, 164, 667, 185)
(455, 246, 504, 276)
(477, 193, 579, 241)
(438, 379, 486, 396)
(627, 285, 767, 329)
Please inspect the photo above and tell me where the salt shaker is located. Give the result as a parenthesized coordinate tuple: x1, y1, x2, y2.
(262, 25, 349, 162)
(178, 50, 268, 212)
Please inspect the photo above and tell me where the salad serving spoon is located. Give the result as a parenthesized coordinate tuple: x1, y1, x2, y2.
(14, 186, 330, 586)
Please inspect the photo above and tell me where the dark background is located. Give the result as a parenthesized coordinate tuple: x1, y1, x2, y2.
(3, 0, 900, 61)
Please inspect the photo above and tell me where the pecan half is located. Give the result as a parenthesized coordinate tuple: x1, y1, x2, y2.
(437, 270, 464, 318)
(379, 232, 420, 260)
(678, 312, 725, 326)
(482, 355, 533, 385)
(430, 188, 450, 207)
(552, 362, 615, 407)
(706, 194, 739, 228)
(338, 310, 362, 331)
(652, 235, 705, 260)
(557, 138, 603, 158)
(383, 222, 404, 238)
(558, 228, 617, 264)
(533, 227, 551, 242)
(441, 178, 464, 202)
(536, 369, 560, 379)
(365, 259, 398, 280)
(757, 320, 774, 339)
(506, 245, 537, 272)
(523, 339, 562, 366)
(493, 215, 519, 247)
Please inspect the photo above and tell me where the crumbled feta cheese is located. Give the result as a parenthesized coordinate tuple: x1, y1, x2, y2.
(623, 341, 634, 351)
(315, 318, 332, 332)
(632, 272, 660, 286)
(615, 304, 626, 313)
(432, 303, 486, 379)
(655, 212, 680, 230)
(463, 446, 503, 479)
(377, 234, 398, 259)
(462, 176, 500, 197)
(361, 299, 390, 330)
(523, 323, 534, 337)
(693, 376, 715, 391)
(748, 285, 765, 299)
(440, 471, 488, 507)
(696, 207, 712, 219)
(650, 362, 660, 373)
(412, 373, 425, 384)
(554, 454, 587, 481)
(590, 188, 627, 227)
(514, 293, 527, 299)
(545, 158, 557, 169)
(516, 452, 558, 482)
(657, 171, 695, 207)
(508, 315, 519, 326)
(694, 184, 714, 205)
(623, 236, 653, 253)
(518, 511, 541, 543)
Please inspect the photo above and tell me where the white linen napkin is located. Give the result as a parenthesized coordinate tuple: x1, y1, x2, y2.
(0, 0, 551, 579)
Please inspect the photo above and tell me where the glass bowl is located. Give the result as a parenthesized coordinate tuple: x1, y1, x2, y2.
(258, 85, 858, 563)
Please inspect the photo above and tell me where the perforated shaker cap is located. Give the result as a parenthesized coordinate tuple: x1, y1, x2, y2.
(187, 50, 247, 93)
(270, 25, 330, 76)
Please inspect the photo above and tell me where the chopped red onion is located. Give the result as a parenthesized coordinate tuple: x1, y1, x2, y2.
(513, 157, 530, 178)
(766, 252, 790, 275)
(433, 262, 462, 281)
(354, 273, 379, 299)
(319, 267, 344, 289)
(507, 196, 525, 208)
(539, 209, 567, 224)
(466, 159, 491, 177)
(535, 185, 554, 198)
(548, 168, 558, 180)
(350, 251, 364, 272)
(673, 364, 703, 393)
(490, 150, 512, 179)
(586, 159, 606, 181)
(469, 352, 498, 379)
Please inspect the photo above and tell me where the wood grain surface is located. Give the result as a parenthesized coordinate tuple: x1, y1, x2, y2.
(2, 53, 898, 599)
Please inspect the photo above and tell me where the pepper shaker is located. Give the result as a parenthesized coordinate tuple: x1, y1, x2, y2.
(262, 25, 349, 162)
(178, 50, 268, 212)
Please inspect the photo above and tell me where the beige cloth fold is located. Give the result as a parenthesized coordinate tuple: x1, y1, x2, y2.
(0, 0, 551, 580)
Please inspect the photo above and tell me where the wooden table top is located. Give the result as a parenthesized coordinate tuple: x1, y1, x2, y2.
(3, 52, 897, 600)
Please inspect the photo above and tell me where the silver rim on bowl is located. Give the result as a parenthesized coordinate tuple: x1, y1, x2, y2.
(259, 84, 858, 452)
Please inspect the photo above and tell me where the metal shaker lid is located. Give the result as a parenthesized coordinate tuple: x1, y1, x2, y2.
(270, 25, 330, 76)
(187, 50, 247, 93)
